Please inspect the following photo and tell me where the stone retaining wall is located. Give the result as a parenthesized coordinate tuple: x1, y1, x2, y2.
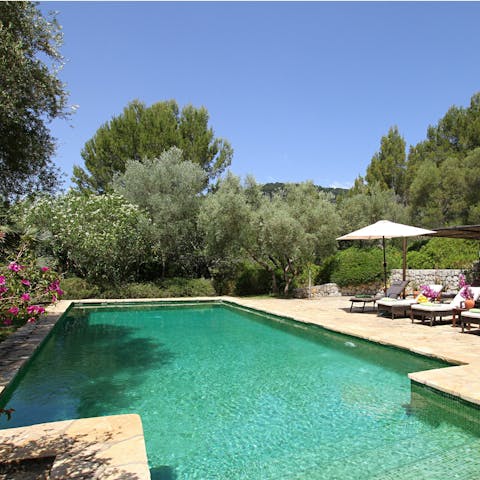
(390, 269, 463, 294)
(292, 283, 341, 298)
(293, 269, 465, 298)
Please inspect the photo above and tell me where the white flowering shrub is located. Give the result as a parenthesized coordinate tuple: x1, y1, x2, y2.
(21, 193, 153, 284)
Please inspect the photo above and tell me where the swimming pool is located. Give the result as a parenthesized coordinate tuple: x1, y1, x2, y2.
(2, 301, 480, 479)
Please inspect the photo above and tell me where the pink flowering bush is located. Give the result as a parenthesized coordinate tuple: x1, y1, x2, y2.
(420, 285, 441, 301)
(458, 274, 474, 300)
(0, 245, 63, 327)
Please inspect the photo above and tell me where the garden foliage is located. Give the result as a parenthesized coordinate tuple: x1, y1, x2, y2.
(330, 246, 402, 287)
(19, 193, 152, 284)
(0, 1, 70, 202)
(406, 238, 478, 269)
(0, 244, 63, 326)
(73, 100, 233, 193)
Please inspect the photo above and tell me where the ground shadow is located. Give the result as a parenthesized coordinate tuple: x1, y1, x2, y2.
(0, 430, 144, 479)
(0, 317, 176, 427)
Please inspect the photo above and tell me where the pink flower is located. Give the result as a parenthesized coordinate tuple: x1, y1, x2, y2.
(41, 267, 50, 272)
(21, 279, 31, 286)
(21, 293, 31, 302)
(0, 275, 5, 285)
(8, 306, 19, 316)
(48, 280, 63, 296)
(0, 286, 7, 295)
(3, 319, 12, 326)
(8, 262, 24, 272)
(27, 305, 45, 315)
(27, 317, 36, 324)
(51, 294, 58, 303)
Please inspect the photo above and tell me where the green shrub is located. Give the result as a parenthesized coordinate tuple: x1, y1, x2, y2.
(159, 278, 216, 297)
(100, 282, 163, 299)
(292, 263, 322, 289)
(100, 278, 216, 299)
(410, 238, 478, 269)
(331, 246, 402, 287)
(61, 276, 101, 299)
(315, 255, 338, 285)
(235, 262, 271, 295)
(20, 192, 153, 284)
(406, 250, 434, 269)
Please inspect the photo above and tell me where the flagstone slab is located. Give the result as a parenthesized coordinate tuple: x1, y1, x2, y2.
(0, 414, 149, 479)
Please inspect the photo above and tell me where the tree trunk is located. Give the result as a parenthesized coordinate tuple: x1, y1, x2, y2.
(283, 258, 296, 296)
(271, 270, 278, 295)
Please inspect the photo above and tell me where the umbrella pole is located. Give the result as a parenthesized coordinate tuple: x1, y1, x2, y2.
(383, 236, 387, 293)
(402, 237, 407, 298)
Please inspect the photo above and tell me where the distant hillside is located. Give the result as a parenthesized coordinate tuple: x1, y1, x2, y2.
(261, 182, 348, 200)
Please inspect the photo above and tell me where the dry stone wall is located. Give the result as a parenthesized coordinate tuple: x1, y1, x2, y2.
(390, 269, 462, 295)
(292, 269, 464, 298)
(293, 283, 341, 298)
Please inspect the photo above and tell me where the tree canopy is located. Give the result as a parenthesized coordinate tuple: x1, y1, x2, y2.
(113, 147, 207, 276)
(199, 176, 340, 294)
(17, 193, 152, 284)
(0, 1, 69, 203)
(365, 126, 406, 199)
(73, 99, 233, 193)
(403, 93, 480, 227)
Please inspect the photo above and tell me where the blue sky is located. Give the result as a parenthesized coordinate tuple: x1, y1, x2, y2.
(41, 1, 480, 189)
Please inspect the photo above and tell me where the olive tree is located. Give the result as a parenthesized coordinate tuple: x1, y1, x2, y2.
(0, 2, 71, 202)
(199, 176, 341, 295)
(113, 147, 207, 276)
(337, 184, 408, 233)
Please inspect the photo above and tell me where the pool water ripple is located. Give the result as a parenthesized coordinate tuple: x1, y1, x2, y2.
(1, 303, 480, 479)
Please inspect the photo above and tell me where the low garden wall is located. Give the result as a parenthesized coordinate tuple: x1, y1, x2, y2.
(293, 269, 464, 298)
(390, 269, 463, 295)
(293, 283, 341, 298)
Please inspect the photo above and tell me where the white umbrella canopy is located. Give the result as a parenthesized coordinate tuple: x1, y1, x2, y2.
(337, 220, 435, 240)
(337, 220, 436, 292)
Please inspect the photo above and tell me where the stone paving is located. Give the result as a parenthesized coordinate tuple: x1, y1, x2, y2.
(0, 414, 149, 479)
(2, 295, 480, 479)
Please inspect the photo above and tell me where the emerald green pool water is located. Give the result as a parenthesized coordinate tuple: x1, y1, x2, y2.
(2, 302, 480, 479)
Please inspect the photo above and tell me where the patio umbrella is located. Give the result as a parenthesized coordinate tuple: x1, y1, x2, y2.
(337, 220, 436, 293)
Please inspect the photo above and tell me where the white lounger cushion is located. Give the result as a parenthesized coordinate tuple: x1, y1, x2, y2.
(460, 310, 480, 320)
(377, 285, 444, 308)
(412, 287, 480, 312)
(377, 298, 417, 307)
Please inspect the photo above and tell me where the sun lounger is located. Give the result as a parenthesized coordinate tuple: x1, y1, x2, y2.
(460, 309, 480, 333)
(377, 284, 443, 319)
(349, 281, 408, 312)
(411, 287, 480, 326)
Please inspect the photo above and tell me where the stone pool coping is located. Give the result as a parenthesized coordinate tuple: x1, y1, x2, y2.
(0, 414, 149, 479)
(2, 295, 480, 478)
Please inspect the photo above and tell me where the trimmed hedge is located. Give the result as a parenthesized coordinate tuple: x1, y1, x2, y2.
(61, 277, 216, 299)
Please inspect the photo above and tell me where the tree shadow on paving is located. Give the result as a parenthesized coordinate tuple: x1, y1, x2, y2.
(0, 430, 145, 479)
(1, 321, 176, 425)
